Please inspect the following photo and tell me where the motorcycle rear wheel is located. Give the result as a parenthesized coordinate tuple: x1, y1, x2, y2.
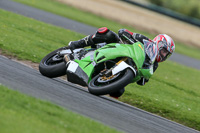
(39, 47, 68, 78)
(88, 69, 134, 95)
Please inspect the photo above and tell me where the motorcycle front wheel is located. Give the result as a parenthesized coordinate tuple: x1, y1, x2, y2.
(88, 69, 134, 96)
(39, 47, 68, 78)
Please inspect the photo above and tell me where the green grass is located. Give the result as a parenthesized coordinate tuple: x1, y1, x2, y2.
(13, 0, 200, 60)
(121, 61, 200, 130)
(1, 8, 200, 131)
(0, 9, 85, 62)
(0, 85, 120, 133)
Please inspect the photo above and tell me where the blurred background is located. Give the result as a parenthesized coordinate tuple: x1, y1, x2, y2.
(60, 0, 200, 49)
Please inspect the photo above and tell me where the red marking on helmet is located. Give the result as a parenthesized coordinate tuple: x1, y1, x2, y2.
(160, 35, 165, 41)
(153, 36, 158, 42)
(98, 27, 108, 33)
(162, 35, 169, 49)
(125, 29, 133, 35)
(171, 40, 174, 46)
(172, 41, 174, 46)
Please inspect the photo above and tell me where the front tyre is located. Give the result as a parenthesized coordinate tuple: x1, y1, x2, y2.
(88, 69, 134, 95)
(39, 47, 68, 78)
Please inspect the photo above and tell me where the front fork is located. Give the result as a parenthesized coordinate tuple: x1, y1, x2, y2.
(100, 57, 128, 76)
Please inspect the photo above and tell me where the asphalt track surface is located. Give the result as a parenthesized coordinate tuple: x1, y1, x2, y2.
(0, 0, 200, 133)
(1, 56, 199, 133)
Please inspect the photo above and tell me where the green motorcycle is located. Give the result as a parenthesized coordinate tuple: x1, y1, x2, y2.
(39, 38, 157, 96)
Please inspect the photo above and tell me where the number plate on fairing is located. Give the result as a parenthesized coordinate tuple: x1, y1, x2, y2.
(67, 61, 79, 73)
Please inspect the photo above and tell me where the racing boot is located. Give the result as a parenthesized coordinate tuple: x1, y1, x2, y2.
(109, 88, 125, 99)
(137, 77, 149, 86)
(93, 27, 120, 46)
(68, 35, 94, 50)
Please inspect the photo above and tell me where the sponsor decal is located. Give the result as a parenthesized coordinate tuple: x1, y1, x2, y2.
(138, 44, 143, 50)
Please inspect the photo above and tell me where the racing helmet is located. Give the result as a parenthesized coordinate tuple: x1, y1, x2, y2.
(153, 34, 175, 62)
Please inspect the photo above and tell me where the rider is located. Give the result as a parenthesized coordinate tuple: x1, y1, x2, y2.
(67, 27, 175, 96)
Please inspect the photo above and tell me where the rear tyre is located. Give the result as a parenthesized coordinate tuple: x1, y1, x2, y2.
(39, 47, 68, 78)
(88, 69, 134, 95)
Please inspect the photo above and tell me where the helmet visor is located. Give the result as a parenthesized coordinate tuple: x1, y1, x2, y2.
(159, 48, 171, 61)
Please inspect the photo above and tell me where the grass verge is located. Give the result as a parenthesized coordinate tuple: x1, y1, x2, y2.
(1, 8, 200, 131)
(0, 85, 120, 133)
(0, 9, 85, 62)
(121, 61, 200, 130)
(13, 0, 200, 60)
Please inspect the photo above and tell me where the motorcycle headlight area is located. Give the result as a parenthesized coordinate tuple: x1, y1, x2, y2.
(112, 61, 136, 76)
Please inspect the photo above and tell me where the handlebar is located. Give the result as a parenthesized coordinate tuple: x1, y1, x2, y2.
(121, 34, 136, 44)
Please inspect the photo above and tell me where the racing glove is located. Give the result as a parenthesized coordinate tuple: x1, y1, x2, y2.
(118, 29, 135, 44)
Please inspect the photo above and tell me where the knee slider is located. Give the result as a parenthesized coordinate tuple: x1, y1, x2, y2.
(95, 27, 119, 43)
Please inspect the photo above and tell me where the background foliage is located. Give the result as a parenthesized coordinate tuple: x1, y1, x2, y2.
(148, 0, 200, 19)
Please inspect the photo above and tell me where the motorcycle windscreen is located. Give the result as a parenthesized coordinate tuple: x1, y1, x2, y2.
(143, 40, 158, 64)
